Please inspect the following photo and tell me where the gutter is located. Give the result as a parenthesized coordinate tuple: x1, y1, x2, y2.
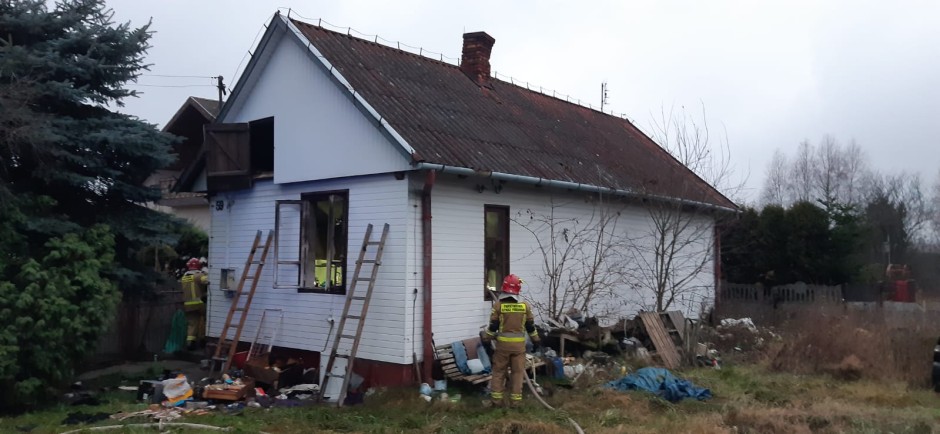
(413, 163, 739, 214)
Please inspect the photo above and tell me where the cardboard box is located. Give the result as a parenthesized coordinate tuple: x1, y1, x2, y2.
(203, 377, 255, 401)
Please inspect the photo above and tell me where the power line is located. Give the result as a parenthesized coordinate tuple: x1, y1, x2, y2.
(140, 73, 215, 79)
(127, 83, 215, 88)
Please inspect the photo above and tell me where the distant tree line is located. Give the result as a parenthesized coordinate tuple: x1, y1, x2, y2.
(722, 135, 940, 289)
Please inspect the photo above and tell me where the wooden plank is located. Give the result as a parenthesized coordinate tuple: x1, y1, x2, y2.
(665, 311, 686, 340)
(639, 312, 681, 370)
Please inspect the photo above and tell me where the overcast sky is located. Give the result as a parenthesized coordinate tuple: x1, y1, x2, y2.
(106, 0, 940, 202)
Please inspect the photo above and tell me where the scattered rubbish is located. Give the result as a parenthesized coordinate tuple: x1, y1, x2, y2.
(605, 367, 712, 402)
(638, 312, 681, 370)
(719, 318, 758, 334)
(161, 375, 194, 407)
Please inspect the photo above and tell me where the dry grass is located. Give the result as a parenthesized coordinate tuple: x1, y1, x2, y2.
(760, 307, 940, 386)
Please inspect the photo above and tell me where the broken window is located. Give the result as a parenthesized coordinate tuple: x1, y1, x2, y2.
(484, 205, 509, 300)
(274, 191, 348, 294)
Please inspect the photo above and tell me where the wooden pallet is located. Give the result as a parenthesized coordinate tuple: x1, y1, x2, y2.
(638, 312, 681, 370)
(434, 341, 545, 385)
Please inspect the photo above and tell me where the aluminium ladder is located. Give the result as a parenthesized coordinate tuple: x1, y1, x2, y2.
(319, 223, 390, 407)
(248, 308, 283, 362)
(212, 229, 274, 374)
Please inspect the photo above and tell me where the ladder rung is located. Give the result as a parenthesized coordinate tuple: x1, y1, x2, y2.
(333, 354, 349, 358)
(356, 278, 372, 282)
(359, 259, 379, 264)
(346, 315, 362, 320)
(351, 296, 367, 301)
(340, 334, 357, 340)
(249, 261, 266, 265)
(233, 307, 247, 312)
(244, 275, 255, 280)
(327, 373, 345, 378)
(365, 241, 383, 246)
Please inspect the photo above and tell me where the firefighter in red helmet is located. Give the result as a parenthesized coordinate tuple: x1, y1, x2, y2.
(181, 257, 209, 350)
(482, 274, 539, 407)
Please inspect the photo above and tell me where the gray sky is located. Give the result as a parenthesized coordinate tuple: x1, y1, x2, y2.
(107, 0, 940, 201)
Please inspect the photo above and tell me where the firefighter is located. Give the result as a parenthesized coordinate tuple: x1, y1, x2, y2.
(482, 274, 540, 407)
(181, 257, 209, 350)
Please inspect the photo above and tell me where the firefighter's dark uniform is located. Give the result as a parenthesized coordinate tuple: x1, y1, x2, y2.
(484, 297, 539, 405)
(181, 269, 209, 346)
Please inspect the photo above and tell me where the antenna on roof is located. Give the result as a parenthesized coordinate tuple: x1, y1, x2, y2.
(600, 81, 610, 112)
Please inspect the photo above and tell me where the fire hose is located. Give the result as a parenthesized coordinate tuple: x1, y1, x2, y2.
(524, 370, 585, 434)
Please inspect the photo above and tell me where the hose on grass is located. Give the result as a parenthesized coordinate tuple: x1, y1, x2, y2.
(524, 371, 585, 434)
(60, 422, 232, 433)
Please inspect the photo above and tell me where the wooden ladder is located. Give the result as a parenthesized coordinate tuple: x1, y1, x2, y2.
(212, 229, 274, 375)
(319, 223, 390, 407)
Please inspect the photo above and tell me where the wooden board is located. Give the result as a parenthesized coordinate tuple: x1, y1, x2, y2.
(639, 312, 681, 370)
(664, 311, 686, 341)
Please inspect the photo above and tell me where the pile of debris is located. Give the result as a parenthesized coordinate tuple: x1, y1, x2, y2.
(539, 309, 722, 371)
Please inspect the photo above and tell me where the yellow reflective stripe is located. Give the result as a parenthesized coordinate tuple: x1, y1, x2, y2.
(497, 336, 525, 342)
(490, 392, 503, 399)
(500, 303, 526, 313)
(184, 301, 204, 305)
(510, 394, 523, 400)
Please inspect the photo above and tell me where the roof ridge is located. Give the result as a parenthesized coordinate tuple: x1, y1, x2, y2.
(289, 18, 461, 69)
(289, 16, 636, 124)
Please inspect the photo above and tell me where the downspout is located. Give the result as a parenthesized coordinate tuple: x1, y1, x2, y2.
(421, 170, 436, 383)
(713, 224, 722, 320)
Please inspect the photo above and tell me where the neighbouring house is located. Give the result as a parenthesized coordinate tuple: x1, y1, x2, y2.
(175, 12, 736, 389)
(144, 96, 220, 232)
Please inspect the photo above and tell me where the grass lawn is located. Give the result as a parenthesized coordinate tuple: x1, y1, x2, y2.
(3, 364, 940, 433)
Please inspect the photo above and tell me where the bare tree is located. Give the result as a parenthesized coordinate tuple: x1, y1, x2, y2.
(512, 195, 631, 323)
(761, 149, 789, 206)
(929, 170, 940, 249)
(791, 140, 815, 203)
(629, 104, 743, 315)
(763, 136, 870, 208)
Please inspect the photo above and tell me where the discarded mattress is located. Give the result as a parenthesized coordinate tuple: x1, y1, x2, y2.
(451, 340, 491, 375)
(605, 367, 712, 402)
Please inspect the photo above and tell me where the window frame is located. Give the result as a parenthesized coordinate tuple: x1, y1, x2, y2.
(273, 190, 349, 295)
(483, 205, 510, 300)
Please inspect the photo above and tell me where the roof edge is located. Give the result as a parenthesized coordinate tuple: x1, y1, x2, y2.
(414, 162, 739, 214)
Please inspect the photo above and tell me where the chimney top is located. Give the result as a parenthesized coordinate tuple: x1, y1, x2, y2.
(460, 32, 495, 86)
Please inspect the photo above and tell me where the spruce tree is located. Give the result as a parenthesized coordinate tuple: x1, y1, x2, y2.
(0, 0, 181, 407)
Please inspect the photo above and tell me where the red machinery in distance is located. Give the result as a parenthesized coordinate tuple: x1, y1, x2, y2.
(885, 264, 917, 302)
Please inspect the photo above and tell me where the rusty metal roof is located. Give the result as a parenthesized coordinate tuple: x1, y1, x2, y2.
(292, 19, 734, 209)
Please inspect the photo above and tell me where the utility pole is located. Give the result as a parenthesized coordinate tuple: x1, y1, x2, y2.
(600, 82, 609, 112)
(216, 75, 227, 112)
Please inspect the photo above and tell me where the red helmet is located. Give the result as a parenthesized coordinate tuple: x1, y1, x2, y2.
(186, 258, 201, 270)
(501, 274, 523, 295)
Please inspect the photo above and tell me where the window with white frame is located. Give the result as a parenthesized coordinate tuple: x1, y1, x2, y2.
(274, 191, 348, 294)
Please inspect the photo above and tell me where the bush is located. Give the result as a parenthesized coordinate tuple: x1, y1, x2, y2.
(0, 226, 120, 410)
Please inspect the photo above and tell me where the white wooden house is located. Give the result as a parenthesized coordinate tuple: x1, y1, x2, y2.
(177, 12, 736, 387)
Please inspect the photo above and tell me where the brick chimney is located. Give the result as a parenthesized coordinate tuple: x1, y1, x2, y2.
(460, 32, 495, 85)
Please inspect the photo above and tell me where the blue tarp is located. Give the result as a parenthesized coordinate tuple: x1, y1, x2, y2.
(604, 367, 712, 402)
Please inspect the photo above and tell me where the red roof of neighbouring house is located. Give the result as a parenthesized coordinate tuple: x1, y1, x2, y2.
(290, 20, 734, 209)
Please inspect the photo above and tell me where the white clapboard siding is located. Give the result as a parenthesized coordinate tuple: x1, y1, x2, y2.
(221, 23, 411, 185)
(424, 175, 716, 345)
(206, 174, 411, 364)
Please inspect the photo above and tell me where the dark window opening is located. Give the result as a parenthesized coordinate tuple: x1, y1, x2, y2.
(249, 117, 274, 173)
(484, 205, 509, 300)
(274, 191, 348, 294)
